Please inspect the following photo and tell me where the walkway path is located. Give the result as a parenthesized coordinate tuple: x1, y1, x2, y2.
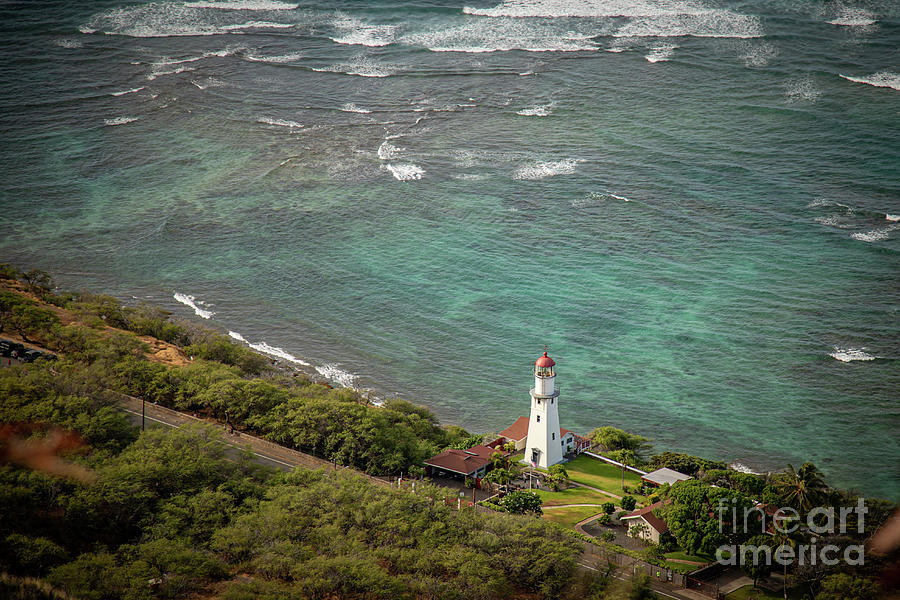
(542, 503, 606, 509)
(570, 480, 623, 500)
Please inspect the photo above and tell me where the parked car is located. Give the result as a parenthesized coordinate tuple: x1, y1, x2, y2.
(22, 350, 43, 363)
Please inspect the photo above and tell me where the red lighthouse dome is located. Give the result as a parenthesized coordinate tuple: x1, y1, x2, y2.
(535, 352, 555, 368)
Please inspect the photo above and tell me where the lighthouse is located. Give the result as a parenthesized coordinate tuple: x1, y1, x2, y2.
(524, 350, 563, 469)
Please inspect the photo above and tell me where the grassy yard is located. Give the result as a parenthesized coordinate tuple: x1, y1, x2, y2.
(564, 455, 648, 501)
(541, 505, 603, 528)
(532, 486, 613, 507)
(664, 550, 714, 564)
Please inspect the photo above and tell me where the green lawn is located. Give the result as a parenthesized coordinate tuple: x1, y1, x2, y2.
(664, 550, 714, 564)
(532, 486, 613, 507)
(564, 455, 647, 500)
(661, 560, 702, 575)
(541, 505, 603, 528)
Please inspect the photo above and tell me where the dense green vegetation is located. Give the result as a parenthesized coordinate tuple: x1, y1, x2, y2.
(0, 265, 472, 476)
(0, 351, 587, 598)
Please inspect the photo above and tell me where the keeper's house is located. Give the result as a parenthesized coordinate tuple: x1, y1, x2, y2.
(424, 444, 502, 481)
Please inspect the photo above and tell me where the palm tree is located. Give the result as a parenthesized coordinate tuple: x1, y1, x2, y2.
(773, 462, 827, 515)
(608, 449, 636, 491)
(771, 526, 801, 599)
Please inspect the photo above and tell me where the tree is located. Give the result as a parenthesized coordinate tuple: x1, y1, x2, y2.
(772, 462, 828, 516)
(817, 573, 879, 600)
(739, 535, 774, 588)
(645, 451, 726, 478)
(602, 501, 616, 514)
(608, 448, 637, 491)
(547, 463, 569, 491)
(621, 495, 637, 511)
(590, 426, 652, 459)
(500, 491, 543, 515)
(22, 269, 53, 292)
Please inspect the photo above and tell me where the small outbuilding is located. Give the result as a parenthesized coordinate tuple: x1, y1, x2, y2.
(641, 467, 691, 488)
(621, 501, 669, 544)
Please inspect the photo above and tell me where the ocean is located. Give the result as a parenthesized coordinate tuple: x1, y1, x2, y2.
(1, 0, 897, 499)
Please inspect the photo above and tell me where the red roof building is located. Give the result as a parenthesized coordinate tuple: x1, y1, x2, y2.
(424, 446, 495, 479)
(621, 501, 669, 544)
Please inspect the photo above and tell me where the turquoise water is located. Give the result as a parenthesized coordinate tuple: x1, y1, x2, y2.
(1, 0, 898, 498)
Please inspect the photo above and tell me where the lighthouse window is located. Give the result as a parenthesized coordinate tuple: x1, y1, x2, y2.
(536, 415, 540, 423)
(552, 433, 556, 440)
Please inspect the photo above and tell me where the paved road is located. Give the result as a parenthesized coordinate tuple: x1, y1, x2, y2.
(117, 395, 388, 486)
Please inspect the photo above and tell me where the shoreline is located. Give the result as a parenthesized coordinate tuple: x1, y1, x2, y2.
(3, 270, 895, 500)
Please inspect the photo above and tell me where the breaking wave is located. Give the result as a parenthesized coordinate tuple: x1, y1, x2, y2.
(829, 346, 875, 362)
(340, 103, 372, 113)
(315, 363, 359, 388)
(81, 3, 295, 37)
(826, 8, 877, 27)
(645, 44, 676, 62)
(850, 224, 900, 242)
(110, 86, 146, 96)
(173, 292, 215, 319)
(384, 163, 425, 181)
(257, 116, 303, 128)
(330, 14, 397, 47)
(463, 0, 763, 39)
(516, 103, 554, 116)
(311, 60, 397, 78)
(514, 159, 581, 180)
(184, 0, 299, 9)
(839, 71, 900, 91)
(104, 116, 139, 126)
(228, 331, 311, 366)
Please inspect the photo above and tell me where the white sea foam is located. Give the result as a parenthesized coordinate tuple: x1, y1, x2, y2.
(147, 65, 196, 80)
(829, 346, 875, 362)
(221, 21, 294, 31)
(741, 42, 777, 67)
(839, 71, 900, 91)
(329, 14, 397, 47)
(463, 0, 763, 38)
(850, 224, 900, 242)
(377, 141, 403, 160)
(228, 331, 311, 366)
(81, 4, 295, 38)
(315, 363, 359, 388)
(173, 292, 215, 319)
(514, 159, 581, 180)
(728, 461, 762, 475)
(191, 77, 225, 89)
(184, 0, 299, 9)
(886, 214, 900, 222)
(826, 8, 876, 27)
(111, 86, 146, 96)
(401, 20, 599, 53)
(516, 102, 554, 116)
(340, 103, 372, 113)
(813, 215, 855, 229)
(104, 116, 139, 126)
(784, 76, 821, 103)
(384, 163, 425, 181)
(311, 60, 396, 78)
(245, 51, 304, 63)
(258, 116, 303, 128)
(56, 38, 83, 49)
(644, 43, 676, 62)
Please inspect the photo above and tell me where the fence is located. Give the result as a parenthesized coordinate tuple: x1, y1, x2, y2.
(581, 542, 687, 588)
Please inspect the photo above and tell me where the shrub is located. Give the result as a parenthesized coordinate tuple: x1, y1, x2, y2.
(602, 501, 615, 514)
(620, 495, 637, 511)
(596, 514, 611, 525)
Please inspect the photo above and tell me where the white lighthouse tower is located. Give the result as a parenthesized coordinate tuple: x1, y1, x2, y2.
(524, 350, 563, 469)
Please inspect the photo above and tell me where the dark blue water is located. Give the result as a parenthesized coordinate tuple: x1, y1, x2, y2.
(1, 0, 898, 498)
